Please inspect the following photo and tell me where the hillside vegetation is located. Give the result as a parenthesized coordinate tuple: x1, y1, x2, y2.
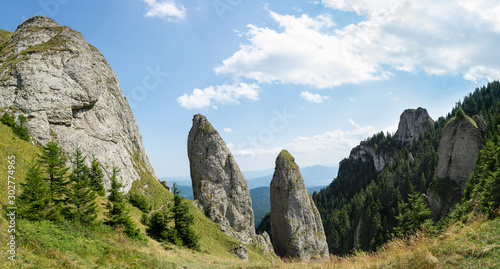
(0, 123, 275, 268)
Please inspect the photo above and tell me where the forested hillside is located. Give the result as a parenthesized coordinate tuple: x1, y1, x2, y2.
(311, 81, 500, 255)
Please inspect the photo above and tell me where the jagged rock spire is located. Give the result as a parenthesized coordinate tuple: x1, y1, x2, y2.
(187, 114, 255, 244)
(270, 149, 328, 261)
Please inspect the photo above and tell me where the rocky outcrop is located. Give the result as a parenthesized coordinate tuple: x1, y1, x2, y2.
(435, 115, 485, 191)
(270, 150, 328, 261)
(187, 114, 255, 244)
(394, 107, 434, 145)
(0, 16, 164, 193)
(427, 115, 485, 219)
(349, 144, 397, 172)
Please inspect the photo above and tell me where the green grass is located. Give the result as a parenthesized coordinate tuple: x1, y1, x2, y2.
(279, 149, 298, 170)
(0, 123, 278, 268)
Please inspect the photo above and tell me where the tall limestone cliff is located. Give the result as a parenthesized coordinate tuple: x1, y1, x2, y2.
(270, 150, 328, 261)
(349, 143, 397, 172)
(394, 107, 434, 145)
(427, 114, 486, 219)
(187, 114, 255, 245)
(0, 16, 163, 193)
(349, 108, 433, 172)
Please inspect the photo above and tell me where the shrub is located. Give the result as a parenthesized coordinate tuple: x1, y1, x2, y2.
(456, 106, 466, 120)
(1, 112, 15, 127)
(13, 114, 30, 141)
(129, 192, 151, 213)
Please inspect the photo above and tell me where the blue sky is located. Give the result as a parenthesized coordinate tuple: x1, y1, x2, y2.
(1, 0, 498, 177)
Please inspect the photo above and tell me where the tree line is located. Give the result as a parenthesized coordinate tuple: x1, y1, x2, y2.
(17, 139, 199, 250)
(258, 81, 500, 255)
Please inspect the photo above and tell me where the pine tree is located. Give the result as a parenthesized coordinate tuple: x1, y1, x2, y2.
(105, 166, 140, 238)
(146, 210, 168, 241)
(18, 163, 51, 221)
(12, 114, 30, 141)
(39, 140, 69, 221)
(456, 106, 466, 120)
(88, 155, 105, 196)
(395, 190, 431, 237)
(170, 183, 200, 250)
(1, 112, 15, 127)
(65, 147, 98, 225)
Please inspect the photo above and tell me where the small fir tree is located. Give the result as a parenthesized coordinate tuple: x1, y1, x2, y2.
(12, 114, 30, 141)
(18, 163, 52, 221)
(88, 155, 105, 196)
(456, 106, 466, 120)
(146, 210, 169, 241)
(65, 147, 98, 225)
(39, 140, 69, 221)
(395, 190, 431, 237)
(105, 166, 140, 238)
(1, 112, 15, 127)
(170, 183, 200, 250)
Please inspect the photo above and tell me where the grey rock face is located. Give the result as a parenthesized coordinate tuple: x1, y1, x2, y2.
(428, 115, 485, 219)
(187, 114, 255, 244)
(0, 16, 164, 193)
(232, 245, 249, 261)
(349, 144, 397, 172)
(270, 150, 328, 261)
(254, 232, 277, 263)
(394, 107, 434, 145)
(435, 116, 485, 191)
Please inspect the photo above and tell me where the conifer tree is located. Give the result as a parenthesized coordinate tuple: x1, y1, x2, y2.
(1, 112, 15, 127)
(105, 166, 140, 237)
(170, 183, 200, 250)
(18, 163, 51, 221)
(65, 147, 98, 225)
(88, 155, 105, 196)
(395, 190, 431, 237)
(146, 210, 169, 241)
(39, 140, 69, 221)
(12, 114, 30, 141)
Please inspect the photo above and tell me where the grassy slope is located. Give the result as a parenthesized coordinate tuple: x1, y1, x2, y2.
(0, 124, 276, 268)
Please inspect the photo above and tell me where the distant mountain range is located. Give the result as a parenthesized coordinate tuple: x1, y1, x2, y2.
(161, 165, 337, 189)
(161, 165, 335, 227)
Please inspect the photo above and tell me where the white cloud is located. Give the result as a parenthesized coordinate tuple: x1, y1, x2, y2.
(233, 147, 282, 157)
(215, 11, 381, 88)
(177, 83, 259, 109)
(348, 118, 359, 128)
(215, 1, 500, 88)
(223, 128, 232, 133)
(143, 0, 186, 21)
(300, 91, 330, 103)
(287, 125, 376, 153)
(232, 123, 376, 159)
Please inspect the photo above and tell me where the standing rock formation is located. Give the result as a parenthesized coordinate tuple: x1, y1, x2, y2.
(349, 108, 433, 173)
(187, 114, 255, 244)
(0, 16, 163, 193)
(427, 115, 486, 219)
(394, 107, 434, 145)
(270, 150, 328, 261)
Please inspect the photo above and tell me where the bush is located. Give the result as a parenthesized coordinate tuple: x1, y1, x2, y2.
(129, 192, 151, 213)
(456, 106, 466, 120)
(13, 114, 30, 141)
(1, 112, 15, 127)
